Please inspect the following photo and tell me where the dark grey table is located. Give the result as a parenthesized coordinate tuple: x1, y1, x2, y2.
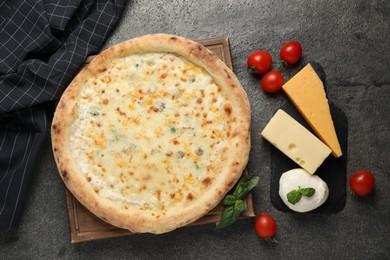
(1, 1, 389, 259)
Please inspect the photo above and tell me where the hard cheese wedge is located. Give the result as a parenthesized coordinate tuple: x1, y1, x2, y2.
(282, 64, 342, 157)
(261, 109, 331, 174)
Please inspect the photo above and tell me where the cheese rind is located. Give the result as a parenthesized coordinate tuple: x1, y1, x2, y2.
(282, 64, 342, 157)
(261, 109, 331, 174)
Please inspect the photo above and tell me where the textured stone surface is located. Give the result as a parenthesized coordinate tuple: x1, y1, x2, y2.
(1, 0, 389, 259)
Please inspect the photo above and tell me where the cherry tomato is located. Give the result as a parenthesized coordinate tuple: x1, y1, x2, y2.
(280, 41, 302, 64)
(261, 70, 284, 93)
(255, 213, 277, 239)
(247, 50, 272, 74)
(350, 170, 375, 196)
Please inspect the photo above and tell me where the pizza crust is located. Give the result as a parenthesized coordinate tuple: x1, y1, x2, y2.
(52, 34, 251, 234)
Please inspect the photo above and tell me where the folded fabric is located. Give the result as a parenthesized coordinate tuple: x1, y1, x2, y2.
(0, 0, 127, 229)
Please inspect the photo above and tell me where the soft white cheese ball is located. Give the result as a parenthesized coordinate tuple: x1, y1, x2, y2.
(279, 168, 329, 212)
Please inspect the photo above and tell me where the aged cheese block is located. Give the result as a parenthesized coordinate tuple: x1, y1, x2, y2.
(282, 64, 342, 157)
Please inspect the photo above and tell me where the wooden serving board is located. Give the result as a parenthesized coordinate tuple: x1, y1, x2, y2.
(64, 37, 255, 243)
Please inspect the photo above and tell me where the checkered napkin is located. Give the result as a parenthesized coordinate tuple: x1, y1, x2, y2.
(0, 0, 126, 229)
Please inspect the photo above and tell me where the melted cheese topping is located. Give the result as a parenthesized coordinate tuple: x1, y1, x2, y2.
(69, 53, 232, 212)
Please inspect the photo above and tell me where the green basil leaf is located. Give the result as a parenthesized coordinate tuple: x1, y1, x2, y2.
(233, 199, 247, 216)
(232, 175, 260, 199)
(287, 190, 302, 205)
(216, 174, 259, 229)
(216, 205, 235, 229)
(223, 195, 237, 206)
(216, 199, 246, 229)
(299, 187, 316, 197)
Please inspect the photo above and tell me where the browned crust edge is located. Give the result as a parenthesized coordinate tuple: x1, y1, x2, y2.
(51, 34, 251, 234)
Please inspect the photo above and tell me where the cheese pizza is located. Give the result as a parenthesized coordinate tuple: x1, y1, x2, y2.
(51, 34, 251, 234)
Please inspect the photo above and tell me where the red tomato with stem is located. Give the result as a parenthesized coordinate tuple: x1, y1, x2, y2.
(247, 50, 272, 74)
(255, 213, 277, 239)
(261, 70, 284, 93)
(280, 41, 302, 64)
(350, 170, 375, 196)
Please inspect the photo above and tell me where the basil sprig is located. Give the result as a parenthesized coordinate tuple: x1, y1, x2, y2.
(287, 187, 315, 205)
(216, 174, 260, 229)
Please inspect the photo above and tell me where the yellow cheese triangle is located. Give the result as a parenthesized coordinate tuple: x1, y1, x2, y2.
(282, 64, 342, 157)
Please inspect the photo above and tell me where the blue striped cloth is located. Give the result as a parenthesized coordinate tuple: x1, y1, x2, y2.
(0, 0, 127, 229)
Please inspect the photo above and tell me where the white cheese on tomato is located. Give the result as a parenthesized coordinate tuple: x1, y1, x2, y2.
(279, 168, 329, 212)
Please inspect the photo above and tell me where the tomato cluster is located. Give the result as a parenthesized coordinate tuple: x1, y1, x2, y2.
(247, 41, 302, 93)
